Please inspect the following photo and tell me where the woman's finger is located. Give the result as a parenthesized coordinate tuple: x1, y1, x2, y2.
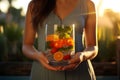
(68, 52, 83, 64)
(38, 53, 58, 71)
(69, 58, 79, 64)
(41, 59, 58, 71)
(62, 64, 76, 70)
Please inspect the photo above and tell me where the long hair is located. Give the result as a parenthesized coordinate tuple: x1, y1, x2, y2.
(30, 0, 56, 29)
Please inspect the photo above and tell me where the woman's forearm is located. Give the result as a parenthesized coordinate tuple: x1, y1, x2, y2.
(22, 45, 41, 61)
(80, 46, 98, 61)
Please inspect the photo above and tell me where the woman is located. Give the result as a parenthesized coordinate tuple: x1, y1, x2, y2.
(22, 0, 98, 80)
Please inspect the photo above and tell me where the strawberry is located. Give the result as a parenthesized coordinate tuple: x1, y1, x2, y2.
(49, 41, 55, 48)
(63, 54, 71, 60)
(50, 48, 58, 54)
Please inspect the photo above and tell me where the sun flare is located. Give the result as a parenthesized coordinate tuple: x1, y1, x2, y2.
(95, 0, 120, 16)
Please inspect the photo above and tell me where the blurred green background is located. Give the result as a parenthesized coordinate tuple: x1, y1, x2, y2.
(0, 0, 120, 62)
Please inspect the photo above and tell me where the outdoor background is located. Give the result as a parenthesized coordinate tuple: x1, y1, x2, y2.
(0, 0, 120, 80)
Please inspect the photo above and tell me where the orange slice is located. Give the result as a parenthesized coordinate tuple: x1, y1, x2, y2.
(46, 34, 59, 41)
(53, 51, 63, 61)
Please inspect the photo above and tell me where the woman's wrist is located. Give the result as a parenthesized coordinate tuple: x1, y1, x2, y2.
(79, 52, 86, 63)
(35, 51, 43, 61)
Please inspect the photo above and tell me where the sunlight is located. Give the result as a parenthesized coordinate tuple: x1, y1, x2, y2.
(0, 26, 4, 33)
(102, 0, 120, 12)
(12, 0, 30, 16)
(0, 0, 9, 13)
(0, 0, 120, 16)
(98, 0, 120, 16)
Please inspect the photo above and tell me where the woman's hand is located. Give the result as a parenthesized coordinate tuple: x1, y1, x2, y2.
(37, 52, 62, 71)
(62, 52, 83, 70)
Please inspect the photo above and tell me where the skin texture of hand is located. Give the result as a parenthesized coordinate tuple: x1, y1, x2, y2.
(61, 63, 80, 71)
(61, 46, 98, 71)
(38, 52, 63, 71)
(61, 52, 81, 71)
(38, 52, 81, 71)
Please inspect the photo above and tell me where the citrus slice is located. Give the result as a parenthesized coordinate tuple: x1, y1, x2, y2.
(46, 34, 59, 41)
(53, 51, 63, 61)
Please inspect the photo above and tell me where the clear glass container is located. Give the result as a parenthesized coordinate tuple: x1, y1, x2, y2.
(45, 24, 75, 66)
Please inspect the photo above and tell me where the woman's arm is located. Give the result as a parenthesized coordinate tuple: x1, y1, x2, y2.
(22, 2, 59, 71)
(72, 0, 98, 63)
(61, 0, 98, 70)
(22, 2, 40, 61)
(82, 0, 98, 61)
